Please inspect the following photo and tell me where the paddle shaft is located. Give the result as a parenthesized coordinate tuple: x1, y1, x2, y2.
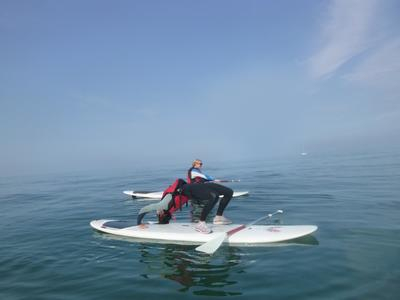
(226, 211, 281, 236)
(212, 179, 241, 183)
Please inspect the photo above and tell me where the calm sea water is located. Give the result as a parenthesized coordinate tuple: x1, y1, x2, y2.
(1, 150, 399, 299)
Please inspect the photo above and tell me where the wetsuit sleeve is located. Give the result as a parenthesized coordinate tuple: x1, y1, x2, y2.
(190, 168, 214, 182)
(137, 212, 146, 225)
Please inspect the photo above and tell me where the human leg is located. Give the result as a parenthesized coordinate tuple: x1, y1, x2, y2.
(205, 183, 233, 217)
(182, 183, 218, 233)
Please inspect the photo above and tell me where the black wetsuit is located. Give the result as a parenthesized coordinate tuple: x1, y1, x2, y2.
(182, 182, 233, 222)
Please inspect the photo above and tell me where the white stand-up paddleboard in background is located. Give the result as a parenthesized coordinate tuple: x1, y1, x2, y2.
(90, 219, 317, 246)
(123, 190, 249, 199)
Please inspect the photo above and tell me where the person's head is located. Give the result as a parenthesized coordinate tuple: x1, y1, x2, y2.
(192, 159, 203, 168)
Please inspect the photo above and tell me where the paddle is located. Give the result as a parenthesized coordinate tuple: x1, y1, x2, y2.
(195, 210, 283, 254)
(212, 179, 241, 183)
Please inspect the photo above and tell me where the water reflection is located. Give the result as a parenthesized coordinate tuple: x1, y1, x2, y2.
(92, 228, 319, 296)
(138, 244, 244, 296)
(283, 234, 319, 246)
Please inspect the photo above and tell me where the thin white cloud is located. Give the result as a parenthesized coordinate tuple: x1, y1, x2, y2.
(344, 38, 400, 89)
(309, 0, 379, 79)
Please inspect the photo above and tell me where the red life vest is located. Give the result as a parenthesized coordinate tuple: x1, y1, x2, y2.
(158, 178, 189, 224)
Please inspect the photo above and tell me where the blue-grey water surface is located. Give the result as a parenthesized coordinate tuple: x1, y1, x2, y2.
(1, 150, 399, 299)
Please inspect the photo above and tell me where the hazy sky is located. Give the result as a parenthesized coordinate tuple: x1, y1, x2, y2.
(1, 0, 399, 176)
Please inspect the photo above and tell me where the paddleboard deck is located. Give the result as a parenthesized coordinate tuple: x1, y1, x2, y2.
(90, 219, 317, 245)
(123, 190, 249, 199)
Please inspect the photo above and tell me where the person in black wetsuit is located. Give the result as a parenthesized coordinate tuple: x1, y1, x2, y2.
(182, 159, 233, 234)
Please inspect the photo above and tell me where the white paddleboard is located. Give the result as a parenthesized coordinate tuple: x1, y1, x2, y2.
(90, 220, 317, 245)
(123, 190, 249, 199)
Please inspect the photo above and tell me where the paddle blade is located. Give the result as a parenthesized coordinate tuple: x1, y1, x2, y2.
(195, 232, 227, 254)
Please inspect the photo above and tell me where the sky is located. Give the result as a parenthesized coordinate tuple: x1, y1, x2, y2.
(1, 0, 400, 176)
